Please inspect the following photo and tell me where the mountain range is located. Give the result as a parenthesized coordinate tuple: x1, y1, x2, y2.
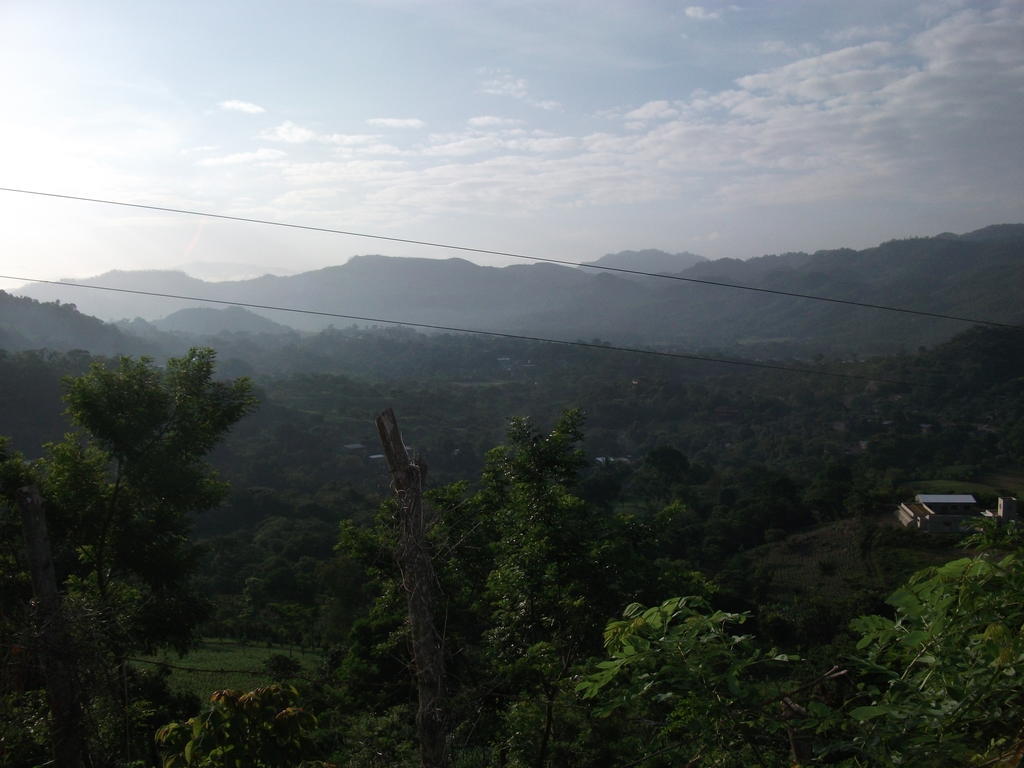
(13, 225, 1024, 356)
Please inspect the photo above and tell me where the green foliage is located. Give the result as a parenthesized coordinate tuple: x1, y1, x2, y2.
(578, 596, 796, 764)
(155, 684, 326, 768)
(838, 548, 1024, 765)
(583, 538, 1024, 766)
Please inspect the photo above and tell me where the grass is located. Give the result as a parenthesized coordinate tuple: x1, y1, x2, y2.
(900, 479, 1003, 498)
(746, 513, 961, 607)
(980, 469, 1024, 498)
(132, 638, 322, 701)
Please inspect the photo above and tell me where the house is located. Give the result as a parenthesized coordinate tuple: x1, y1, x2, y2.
(897, 494, 1018, 532)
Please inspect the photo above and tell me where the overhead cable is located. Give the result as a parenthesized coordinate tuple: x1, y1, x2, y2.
(0, 273, 924, 387)
(0, 186, 1016, 329)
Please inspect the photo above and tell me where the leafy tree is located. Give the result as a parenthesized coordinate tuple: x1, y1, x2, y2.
(45, 348, 256, 648)
(1, 348, 255, 766)
(443, 410, 692, 766)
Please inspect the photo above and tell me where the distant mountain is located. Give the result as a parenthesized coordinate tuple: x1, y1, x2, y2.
(173, 261, 299, 282)
(20, 270, 216, 322)
(935, 223, 1024, 243)
(154, 306, 295, 336)
(14, 226, 1024, 355)
(17, 256, 644, 334)
(581, 249, 706, 275)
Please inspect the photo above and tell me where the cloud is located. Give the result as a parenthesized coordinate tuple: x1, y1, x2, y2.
(684, 6, 720, 20)
(507, 136, 579, 153)
(367, 117, 426, 129)
(338, 142, 405, 157)
(624, 100, 679, 121)
(179, 145, 219, 155)
(468, 115, 522, 128)
(479, 71, 562, 110)
(218, 100, 266, 114)
(184, 1, 1021, 251)
(320, 133, 382, 146)
(736, 41, 903, 100)
(260, 121, 317, 143)
(421, 135, 505, 157)
(197, 148, 286, 166)
(480, 73, 529, 99)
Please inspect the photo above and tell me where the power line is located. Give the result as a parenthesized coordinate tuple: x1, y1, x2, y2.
(0, 272, 922, 387)
(0, 186, 1016, 329)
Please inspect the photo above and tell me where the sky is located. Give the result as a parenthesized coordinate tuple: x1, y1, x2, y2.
(0, 0, 1022, 284)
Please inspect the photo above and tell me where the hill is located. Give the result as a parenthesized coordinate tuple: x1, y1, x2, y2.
(15, 225, 1024, 354)
(154, 306, 295, 336)
(580, 248, 706, 275)
(0, 290, 146, 355)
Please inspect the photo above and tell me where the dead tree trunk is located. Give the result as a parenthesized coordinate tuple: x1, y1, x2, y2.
(376, 408, 448, 768)
(18, 484, 85, 768)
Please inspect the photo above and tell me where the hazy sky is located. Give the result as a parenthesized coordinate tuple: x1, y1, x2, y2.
(1, 0, 1022, 283)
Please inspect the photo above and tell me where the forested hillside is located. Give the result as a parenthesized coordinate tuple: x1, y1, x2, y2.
(2, 313, 1023, 766)
(0, 291, 146, 355)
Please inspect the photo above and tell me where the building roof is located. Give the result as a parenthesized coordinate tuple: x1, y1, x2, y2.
(916, 494, 977, 504)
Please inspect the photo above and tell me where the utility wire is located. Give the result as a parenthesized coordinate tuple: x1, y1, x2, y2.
(0, 273, 922, 387)
(0, 186, 1016, 329)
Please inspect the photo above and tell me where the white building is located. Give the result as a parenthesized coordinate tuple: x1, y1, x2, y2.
(897, 494, 1018, 533)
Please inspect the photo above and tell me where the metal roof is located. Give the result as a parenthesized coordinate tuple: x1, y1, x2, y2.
(916, 494, 977, 504)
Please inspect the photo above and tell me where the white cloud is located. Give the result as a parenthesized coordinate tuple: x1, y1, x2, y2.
(367, 117, 426, 129)
(624, 100, 679, 121)
(480, 73, 529, 99)
(684, 6, 720, 20)
(421, 135, 505, 157)
(320, 133, 381, 146)
(737, 41, 900, 100)
(508, 136, 580, 153)
(218, 100, 266, 114)
(348, 143, 405, 156)
(179, 145, 219, 155)
(197, 148, 286, 166)
(260, 121, 317, 143)
(479, 71, 562, 110)
(468, 115, 522, 128)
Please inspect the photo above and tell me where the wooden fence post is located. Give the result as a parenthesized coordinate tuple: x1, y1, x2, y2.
(375, 409, 448, 768)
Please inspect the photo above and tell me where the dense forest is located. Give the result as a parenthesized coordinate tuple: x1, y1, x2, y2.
(2, 279, 1024, 766)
